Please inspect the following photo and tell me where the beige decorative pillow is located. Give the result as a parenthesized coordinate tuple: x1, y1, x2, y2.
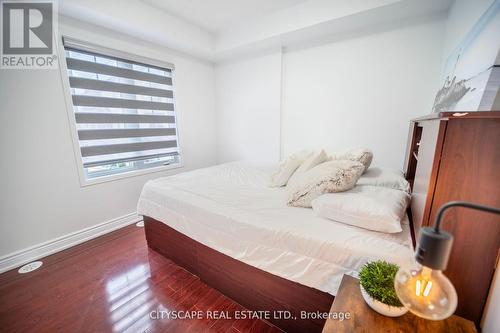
(329, 147, 373, 172)
(287, 150, 328, 189)
(287, 160, 365, 208)
(269, 151, 312, 187)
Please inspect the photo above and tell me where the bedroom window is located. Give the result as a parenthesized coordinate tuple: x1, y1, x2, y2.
(62, 37, 181, 183)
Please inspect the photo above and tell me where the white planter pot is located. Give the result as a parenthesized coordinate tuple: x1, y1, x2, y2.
(360, 285, 408, 317)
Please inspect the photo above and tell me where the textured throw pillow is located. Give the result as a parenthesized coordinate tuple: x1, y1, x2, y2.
(287, 150, 328, 189)
(357, 167, 410, 192)
(269, 151, 312, 187)
(311, 186, 410, 233)
(287, 160, 365, 207)
(329, 147, 373, 172)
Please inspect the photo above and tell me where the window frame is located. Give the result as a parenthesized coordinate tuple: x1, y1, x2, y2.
(57, 36, 183, 187)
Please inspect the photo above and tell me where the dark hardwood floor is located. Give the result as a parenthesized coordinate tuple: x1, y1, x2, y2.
(0, 225, 282, 333)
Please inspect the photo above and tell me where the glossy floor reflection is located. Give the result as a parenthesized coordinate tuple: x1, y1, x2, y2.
(0, 225, 282, 333)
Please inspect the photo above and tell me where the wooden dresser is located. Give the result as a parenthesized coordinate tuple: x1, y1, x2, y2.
(404, 111, 500, 326)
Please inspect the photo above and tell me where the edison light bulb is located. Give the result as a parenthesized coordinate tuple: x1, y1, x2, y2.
(394, 264, 457, 320)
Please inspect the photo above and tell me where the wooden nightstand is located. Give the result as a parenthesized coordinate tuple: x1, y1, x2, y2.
(322, 275, 477, 333)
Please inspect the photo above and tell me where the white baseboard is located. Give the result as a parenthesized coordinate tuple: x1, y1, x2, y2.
(0, 212, 142, 274)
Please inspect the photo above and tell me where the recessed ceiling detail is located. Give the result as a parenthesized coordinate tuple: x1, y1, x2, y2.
(141, 0, 307, 33)
(59, 0, 453, 62)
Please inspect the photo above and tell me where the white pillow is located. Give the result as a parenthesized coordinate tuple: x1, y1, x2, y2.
(269, 151, 312, 187)
(357, 167, 410, 192)
(287, 150, 328, 189)
(311, 186, 410, 233)
(329, 147, 373, 172)
(287, 160, 365, 208)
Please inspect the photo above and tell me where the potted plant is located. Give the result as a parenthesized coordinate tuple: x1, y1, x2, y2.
(359, 260, 408, 317)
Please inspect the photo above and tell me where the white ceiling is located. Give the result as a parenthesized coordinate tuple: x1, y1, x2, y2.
(141, 0, 308, 33)
(60, 0, 453, 62)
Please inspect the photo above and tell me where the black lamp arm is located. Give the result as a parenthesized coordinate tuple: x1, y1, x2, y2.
(434, 201, 500, 232)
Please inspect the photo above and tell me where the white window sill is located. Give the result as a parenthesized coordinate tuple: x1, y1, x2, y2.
(79, 162, 184, 187)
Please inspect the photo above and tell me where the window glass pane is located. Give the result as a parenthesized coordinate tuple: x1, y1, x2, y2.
(68, 69, 172, 90)
(71, 88, 173, 104)
(79, 136, 177, 147)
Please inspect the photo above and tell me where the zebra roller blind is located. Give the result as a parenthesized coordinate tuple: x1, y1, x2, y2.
(63, 37, 180, 180)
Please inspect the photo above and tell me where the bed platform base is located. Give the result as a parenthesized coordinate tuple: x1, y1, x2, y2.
(144, 216, 334, 333)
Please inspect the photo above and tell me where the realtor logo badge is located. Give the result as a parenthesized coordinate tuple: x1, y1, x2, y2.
(1, 0, 58, 69)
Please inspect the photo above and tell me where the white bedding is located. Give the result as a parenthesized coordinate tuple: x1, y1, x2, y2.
(137, 161, 414, 296)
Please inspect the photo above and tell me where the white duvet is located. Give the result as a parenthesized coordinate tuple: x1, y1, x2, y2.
(137, 161, 414, 296)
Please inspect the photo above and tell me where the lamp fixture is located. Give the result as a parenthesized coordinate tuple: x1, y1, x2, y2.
(394, 201, 500, 320)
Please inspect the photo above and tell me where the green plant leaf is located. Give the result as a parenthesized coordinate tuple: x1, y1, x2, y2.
(359, 260, 403, 307)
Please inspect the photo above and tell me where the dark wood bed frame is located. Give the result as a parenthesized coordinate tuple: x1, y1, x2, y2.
(143, 111, 499, 332)
(144, 217, 334, 333)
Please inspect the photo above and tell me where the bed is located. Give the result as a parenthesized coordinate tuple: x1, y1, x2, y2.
(137, 161, 414, 332)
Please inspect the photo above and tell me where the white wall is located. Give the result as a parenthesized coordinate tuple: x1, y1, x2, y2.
(0, 17, 217, 260)
(215, 52, 282, 164)
(282, 18, 446, 169)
